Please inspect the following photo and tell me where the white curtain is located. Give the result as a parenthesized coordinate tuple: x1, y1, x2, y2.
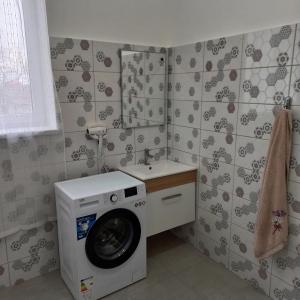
(0, 0, 66, 238)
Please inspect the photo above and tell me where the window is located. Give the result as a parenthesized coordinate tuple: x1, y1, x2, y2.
(0, 0, 56, 135)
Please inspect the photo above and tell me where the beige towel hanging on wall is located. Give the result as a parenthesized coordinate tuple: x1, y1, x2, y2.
(254, 108, 292, 260)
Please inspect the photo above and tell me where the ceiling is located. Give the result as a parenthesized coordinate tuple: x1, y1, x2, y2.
(46, 0, 300, 47)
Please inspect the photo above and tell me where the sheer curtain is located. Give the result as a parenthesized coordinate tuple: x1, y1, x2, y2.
(0, 0, 66, 238)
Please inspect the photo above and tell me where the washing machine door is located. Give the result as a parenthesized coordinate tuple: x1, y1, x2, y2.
(85, 208, 141, 269)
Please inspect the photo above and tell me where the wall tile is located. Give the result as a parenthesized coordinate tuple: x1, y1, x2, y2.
(239, 66, 291, 104)
(293, 25, 300, 65)
(94, 72, 121, 101)
(50, 38, 93, 71)
(135, 148, 166, 165)
(270, 275, 300, 300)
(204, 35, 243, 71)
(199, 158, 234, 193)
(229, 252, 271, 294)
(169, 72, 202, 100)
(173, 100, 201, 128)
(290, 66, 300, 106)
(102, 153, 135, 170)
(170, 148, 199, 167)
(201, 102, 238, 134)
(173, 42, 204, 73)
(64, 132, 97, 162)
(93, 41, 123, 72)
(203, 69, 240, 102)
(200, 130, 235, 164)
(172, 125, 200, 154)
(61, 102, 95, 132)
(237, 103, 276, 139)
(288, 181, 300, 220)
(66, 159, 98, 180)
(0, 239, 7, 264)
(104, 128, 135, 155)
(95, 101, 122, 128)
(54, 71, 94, 103)
(290, 144, 300, 183)
(242, 25, 295, 68)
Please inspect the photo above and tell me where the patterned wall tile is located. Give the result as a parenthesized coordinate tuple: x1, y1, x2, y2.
(104, 128, 135, 155)
(169, 72, 202, 100)
(135, 125, 167, 152)
(50, 38, 93, 71)
(144, 75, 165, 99)
(288, 181, 300, 220)
(204, 35, 243, 71)
(93, 41, 123, 72)
(196, 231, 229, 268)
(198, 183, 232, 218)
(293, 25, 300, 65)
(230, 224, 272, 269)
(203, 69, 240, 102)
(173, 42, 204, 73)
(232, 195, 257, 232)
(54, 71, 94, 103)
(201, 102, 237, 134)
(234, 136, 268, 170)
(290, 66, 300, 106)
(272, 249, 300, 287)
(288, 216, 300, 254)
(270, 275, 300, 300)
(172, 125, 200, 154)
(95, 101, 121, 128)
(65, 132, 97, 163)
(144, 52, 166, 75)
(61, 102, 95, 132)
(242, 25, 295, 68)
(173, 100, 201, 128)
(102, 153, 135, 170)
(66, 159, 98, 180)
(197, 208, 231, 246)
(94, 72, 121, 101)
(233, 163, 262, 201)
(290, 144, 300, 183)
(135, 148, 166, 164)
(170, 148, 199, 168)
(144, 99, 165, 124)
(0, 264, 10, 288)
(199, 158, 234, 193)
(237, 103, 276, 139)
(240, 66, 291, 104)
(200, 131, 235, 164)
(229, 252, 271, 294)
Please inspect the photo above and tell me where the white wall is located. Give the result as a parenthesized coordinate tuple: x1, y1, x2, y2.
(46, 0, 300, 47)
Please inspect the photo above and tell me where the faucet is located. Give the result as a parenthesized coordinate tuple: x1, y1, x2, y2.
(144, 148, 154, 165)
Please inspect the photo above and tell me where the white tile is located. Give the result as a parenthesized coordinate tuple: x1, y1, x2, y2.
(173, 100, 201, 128)
(94, 72, 121, 101)
(95, 101, 122, 128)
(172, 125, 200, 154)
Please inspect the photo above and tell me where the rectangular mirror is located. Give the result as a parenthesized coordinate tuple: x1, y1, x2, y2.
(121, 50, 167, 128)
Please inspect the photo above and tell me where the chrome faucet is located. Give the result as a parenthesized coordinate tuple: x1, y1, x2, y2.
(144, 148, 154, 165)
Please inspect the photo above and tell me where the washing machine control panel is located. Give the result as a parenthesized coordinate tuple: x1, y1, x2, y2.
(110, 193, 118, 203)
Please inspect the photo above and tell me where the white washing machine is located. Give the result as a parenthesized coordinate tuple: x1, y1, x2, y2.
(55, 171, 146, 300)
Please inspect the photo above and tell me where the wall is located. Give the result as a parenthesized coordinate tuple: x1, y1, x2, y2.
(0, 38, 168, 287)
(46, 0, 300, 47)
(168, 23, 300, 298)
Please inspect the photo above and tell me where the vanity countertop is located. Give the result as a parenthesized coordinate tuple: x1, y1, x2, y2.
(119, 159, 197, 181)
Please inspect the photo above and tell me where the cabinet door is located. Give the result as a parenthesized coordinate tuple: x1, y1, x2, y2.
(147, 183, 195, 237)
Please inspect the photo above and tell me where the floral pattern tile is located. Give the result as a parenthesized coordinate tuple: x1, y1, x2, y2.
(203, 69, 240, 102)
(173, 100, 201, 128)
(293, 25, 300, 65)
(290, 144, 300, 183)
(172, 125, 200, 154)
(50, 38, 93, 71)
(95, 101, 121, 129)
(135, 148, 166, 165)
(94, 72, 121, 101)
(173, 42, 204, 73)
(201, 102, 238, 134)
(170, 148, 199, 167)
(204, 35, 243, 71)
(0, 264, 10, 288)
(242, 25, 295, 68)
(288, 181, 300, 220)
(61, 102, 95, 132)
(290, 66, 300, 106)
(239, 66, 291, 105)
(102, 153, 135, 170)
(66, 159, 98, 180)
(270, 275, 300, 300)
(54, 71, 94, 103)
(0, 239, 7, 264)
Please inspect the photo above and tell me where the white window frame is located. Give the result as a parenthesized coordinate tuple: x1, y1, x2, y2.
(0, 0, 57, 135)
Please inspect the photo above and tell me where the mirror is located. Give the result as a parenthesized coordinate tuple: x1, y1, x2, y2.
(121, 50, 166, 128)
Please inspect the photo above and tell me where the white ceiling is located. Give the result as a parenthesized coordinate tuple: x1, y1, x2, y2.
(46, 0, 300, 47)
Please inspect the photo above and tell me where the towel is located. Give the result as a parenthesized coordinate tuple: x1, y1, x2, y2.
(254, 108, 292, 259)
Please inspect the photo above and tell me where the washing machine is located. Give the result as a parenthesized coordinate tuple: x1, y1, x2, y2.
(55, 171, 146, 300)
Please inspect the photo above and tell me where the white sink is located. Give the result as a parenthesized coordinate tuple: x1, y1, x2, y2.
(119, 160, 197, 181)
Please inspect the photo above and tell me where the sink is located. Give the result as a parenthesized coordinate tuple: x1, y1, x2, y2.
(119, 160, 197, 181)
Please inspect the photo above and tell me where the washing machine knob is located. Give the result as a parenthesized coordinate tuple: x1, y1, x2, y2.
(110, 193, 118, 203)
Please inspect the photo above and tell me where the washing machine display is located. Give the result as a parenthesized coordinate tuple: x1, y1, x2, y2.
(85, 208, 141, 269)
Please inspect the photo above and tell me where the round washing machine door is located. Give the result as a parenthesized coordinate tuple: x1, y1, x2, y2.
(85, 208, 141, 269)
